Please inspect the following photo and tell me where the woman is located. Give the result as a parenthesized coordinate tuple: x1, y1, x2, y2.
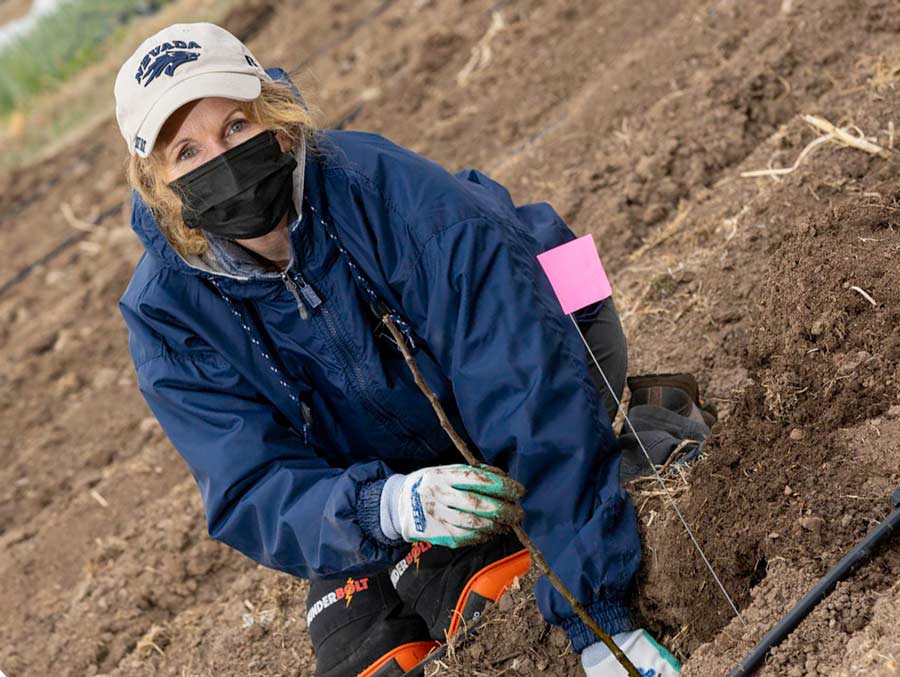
(115, 22, 687, 677)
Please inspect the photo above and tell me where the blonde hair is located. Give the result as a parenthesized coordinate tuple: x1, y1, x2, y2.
(126, 78, 317, 258)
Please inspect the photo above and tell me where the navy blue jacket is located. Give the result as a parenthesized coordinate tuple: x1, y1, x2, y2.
(120, 128, 640, 650)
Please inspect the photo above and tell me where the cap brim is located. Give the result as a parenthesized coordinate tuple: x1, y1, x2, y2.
(133, 71, 262, 158)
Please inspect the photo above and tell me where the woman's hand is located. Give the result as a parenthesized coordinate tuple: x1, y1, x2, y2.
(379, 464, 525, 548)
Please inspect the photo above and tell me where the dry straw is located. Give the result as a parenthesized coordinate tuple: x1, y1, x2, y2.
(741, 114, 890, 179)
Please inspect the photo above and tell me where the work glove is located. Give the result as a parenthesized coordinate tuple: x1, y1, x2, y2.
(582, 629, 681, 676)
(379, 464, 525, 548)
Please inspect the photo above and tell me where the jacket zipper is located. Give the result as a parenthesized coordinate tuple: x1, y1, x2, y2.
(318, 300, 439, 456)
(284, 265, 437, 455)
(281, 266, 401, 442)
(281, 271, 322, 320)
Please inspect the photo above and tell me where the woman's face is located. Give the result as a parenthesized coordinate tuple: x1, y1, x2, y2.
(157, 96, 264, 183)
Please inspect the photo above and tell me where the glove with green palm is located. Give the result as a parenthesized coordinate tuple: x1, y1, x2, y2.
(379, 464, 525, 548)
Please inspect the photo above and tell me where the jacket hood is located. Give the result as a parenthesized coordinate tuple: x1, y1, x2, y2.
(130, 191, 203, 275)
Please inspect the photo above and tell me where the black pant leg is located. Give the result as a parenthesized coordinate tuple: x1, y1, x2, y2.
(577, 298, 628, 424)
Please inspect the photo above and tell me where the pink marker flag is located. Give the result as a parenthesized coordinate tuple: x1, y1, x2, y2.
(536, 234, 612, 314)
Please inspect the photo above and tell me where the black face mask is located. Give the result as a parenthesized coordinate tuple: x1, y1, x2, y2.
(169, 130, 298, 240)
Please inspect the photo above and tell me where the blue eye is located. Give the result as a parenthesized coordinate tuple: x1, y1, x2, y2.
(227, 119, 248, 136)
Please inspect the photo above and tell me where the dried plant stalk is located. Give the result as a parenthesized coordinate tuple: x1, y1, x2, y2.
(741, 114, 891, 179)
(801, 114, 891, 158)
(382, 315, 641, 677)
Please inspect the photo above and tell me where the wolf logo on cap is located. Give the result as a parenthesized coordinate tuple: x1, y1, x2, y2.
(140, 50, 201, 86)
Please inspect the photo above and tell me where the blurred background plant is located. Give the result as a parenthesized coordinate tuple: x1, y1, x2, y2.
(0, 0, 170, 116)
(0, 0, 231, 169)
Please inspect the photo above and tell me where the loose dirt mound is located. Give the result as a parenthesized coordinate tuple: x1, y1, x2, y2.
(2, 0, 899, 675)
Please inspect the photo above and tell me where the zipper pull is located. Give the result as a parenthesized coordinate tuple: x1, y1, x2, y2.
(281, 272, 309, 320)
(294, 273, 323, 310)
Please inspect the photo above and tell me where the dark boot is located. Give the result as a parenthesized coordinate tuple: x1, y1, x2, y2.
(306, 570, 439, 677)
(626, 373, 717, 427)
(390, 535, 530, 642)
(618, 373, 716, 481)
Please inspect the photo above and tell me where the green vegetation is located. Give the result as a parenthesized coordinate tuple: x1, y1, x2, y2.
(0, 0, 236, 170)
(0, 0, 170, 115)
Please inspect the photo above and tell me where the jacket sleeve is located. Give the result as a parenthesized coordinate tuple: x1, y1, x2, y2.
(398, 213, 641, 647)
(134, 347, 405, 580)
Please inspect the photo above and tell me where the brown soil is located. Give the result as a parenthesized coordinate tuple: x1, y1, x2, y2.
(2, 0, 900, 675)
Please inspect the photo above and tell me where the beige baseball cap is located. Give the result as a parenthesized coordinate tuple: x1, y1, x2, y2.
(114, 22, 270, 158)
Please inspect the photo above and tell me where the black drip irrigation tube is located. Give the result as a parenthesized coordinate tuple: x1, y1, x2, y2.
(292, 0, 398, 71)
(729, 487, 900, 676)
(0, 201, 123, 300)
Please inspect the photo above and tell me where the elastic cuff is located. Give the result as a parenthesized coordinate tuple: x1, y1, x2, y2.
(379, 473, 405, 541)
(357, 479, 405, 548)
(561, 598, 635, 654)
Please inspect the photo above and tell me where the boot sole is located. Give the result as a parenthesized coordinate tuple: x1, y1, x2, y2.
(359, 641, 441, 677)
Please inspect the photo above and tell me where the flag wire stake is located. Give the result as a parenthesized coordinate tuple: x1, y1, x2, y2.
(569, 313, 747, 626)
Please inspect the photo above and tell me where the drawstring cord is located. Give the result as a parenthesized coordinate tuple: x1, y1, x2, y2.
(306, 199, 418, 351)
(210, 278, 309, 445)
